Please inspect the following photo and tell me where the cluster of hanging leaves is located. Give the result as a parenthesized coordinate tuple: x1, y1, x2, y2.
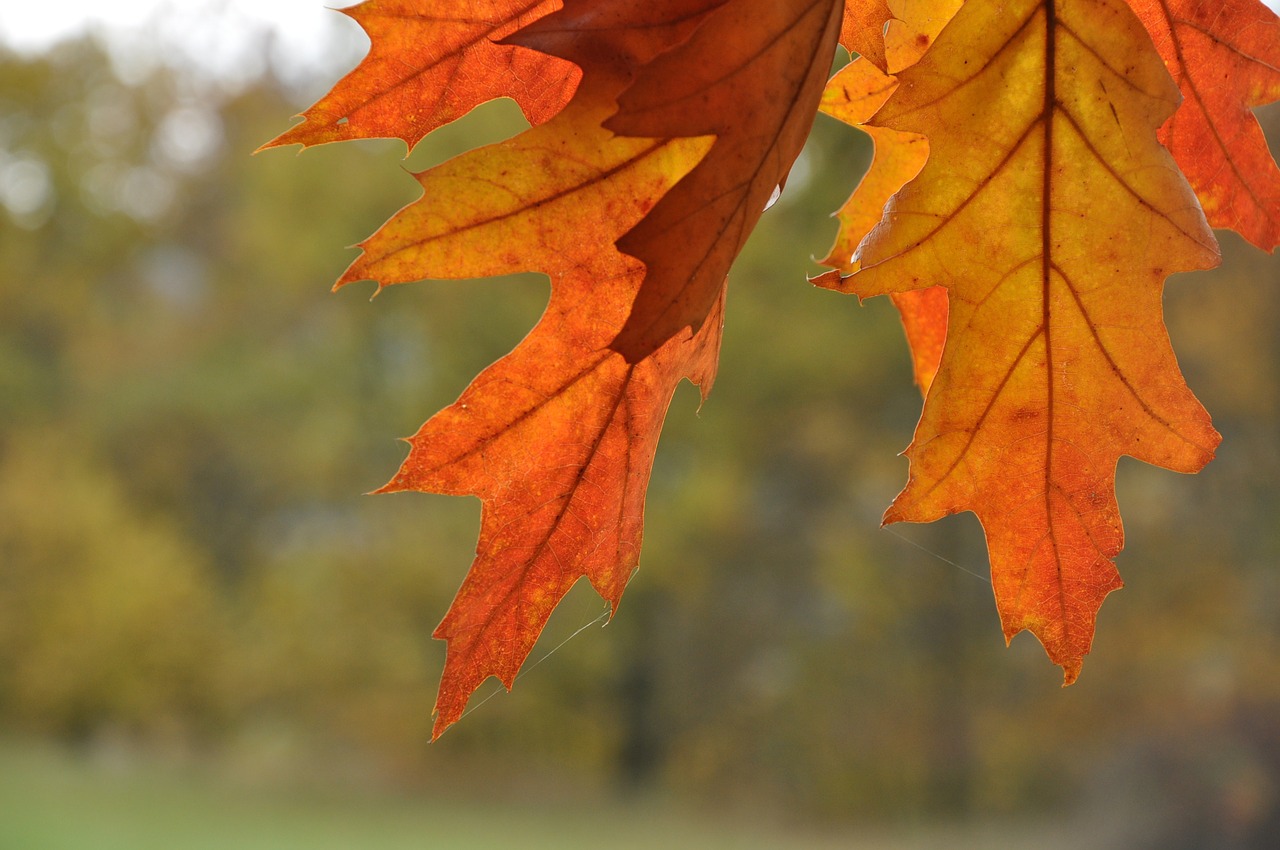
(264, 0, 1280, 737)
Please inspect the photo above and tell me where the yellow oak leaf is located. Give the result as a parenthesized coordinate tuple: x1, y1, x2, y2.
(846, 0, 1222, 680)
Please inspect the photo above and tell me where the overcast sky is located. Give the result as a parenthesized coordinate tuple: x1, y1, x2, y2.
(0, 1, 349, 51)
(0, 1, 364, 91)
(3, 1, 1279, 86)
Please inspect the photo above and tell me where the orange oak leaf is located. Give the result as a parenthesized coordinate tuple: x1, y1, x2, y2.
(262, 0, 578, 152)
(843, 0, 1222, 681)
(600, 0, 844, 361)
(879, 0, 962, 396)
(816, 57, 942, 392)
(334, 45, 717, 733)
(1128, 0, 1280, 250)
(816, 1, 960, 394)
(818, 58, 921, 274)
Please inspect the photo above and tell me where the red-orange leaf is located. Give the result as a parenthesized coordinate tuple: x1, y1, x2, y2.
(844, 0, 1221, 681)
(262, 0, 578, 152)
(1128, 0, 1280, 250)
(508, 0, 731, 71)
(336, 59, 716, 735)
(603, 0, 844, 360)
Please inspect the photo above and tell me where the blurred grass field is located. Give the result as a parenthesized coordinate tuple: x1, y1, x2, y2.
(0, 738, 1081, 850)
(0, 736, 836, 850)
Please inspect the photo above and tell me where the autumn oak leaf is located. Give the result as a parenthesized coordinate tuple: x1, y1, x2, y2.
(328, 21, 719, 731)
(602, 0, 843, 360)
(506, 0, 733, 71)
(262, 0, 578, 152)
(817, 1, 961, 394)
(1128, 0, 1280, 251)
(816, 54, 941, 394)
(841, 0, 1222, 681)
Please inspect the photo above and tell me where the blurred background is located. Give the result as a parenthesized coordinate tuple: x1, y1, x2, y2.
(1, 3, 1278, 848)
